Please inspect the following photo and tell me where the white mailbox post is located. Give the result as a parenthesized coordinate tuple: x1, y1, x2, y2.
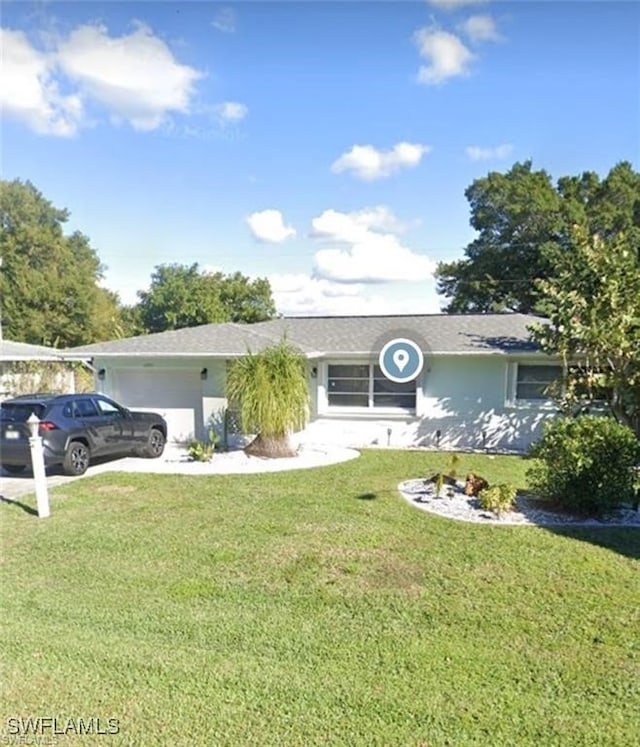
(27, 412, 50, 519)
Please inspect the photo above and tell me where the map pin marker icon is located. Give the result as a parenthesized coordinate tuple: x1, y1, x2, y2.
(393, 349, 409, 373)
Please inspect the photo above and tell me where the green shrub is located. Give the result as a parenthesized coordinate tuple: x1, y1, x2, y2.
(187, 430, 219, 462)
(478, 483, 517, 516)
(528, 416, 640, 515)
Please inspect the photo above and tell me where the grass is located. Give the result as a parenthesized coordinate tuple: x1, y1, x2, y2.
(1, 450, 638, 746)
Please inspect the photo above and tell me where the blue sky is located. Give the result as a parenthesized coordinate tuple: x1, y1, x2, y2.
(2, 1, 638, 315)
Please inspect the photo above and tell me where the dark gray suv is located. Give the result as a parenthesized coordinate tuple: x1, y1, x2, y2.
(0, 393, 167, 476)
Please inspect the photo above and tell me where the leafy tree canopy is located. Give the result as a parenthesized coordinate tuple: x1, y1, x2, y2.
(530, 226, 640, 436)
(0, 179, 124, 346)
(436, 161, 640, 313)
(1, 180, 276, 345)
(136, 263, 276, 333)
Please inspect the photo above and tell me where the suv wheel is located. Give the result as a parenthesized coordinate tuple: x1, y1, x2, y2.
(143, 428, 166, 459)
(63, 441, 90, 476)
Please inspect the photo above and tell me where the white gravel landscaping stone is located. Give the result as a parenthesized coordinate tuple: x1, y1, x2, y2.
(97, 443, 361, 475)
(398, 479, 640, 527)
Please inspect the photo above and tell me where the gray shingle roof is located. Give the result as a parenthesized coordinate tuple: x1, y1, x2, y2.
(63, 322, 318, 357)
(64, 313, 546, 358)
(256, 314, 544, 354)
(0, 339, 71, 361)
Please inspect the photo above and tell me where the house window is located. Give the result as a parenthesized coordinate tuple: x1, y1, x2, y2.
(515, 365, 561, 401)
(327, 364, 417, 410)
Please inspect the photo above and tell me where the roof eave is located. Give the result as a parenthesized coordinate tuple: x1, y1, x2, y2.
(313, 349, 547, 357)
(66, 350, 323, 359)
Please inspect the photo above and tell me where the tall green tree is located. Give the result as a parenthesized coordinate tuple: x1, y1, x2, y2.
(136, 263, 276, 333)
(137, 263, 226, 333)
(226, 340, 310, 458)
(530, 226, 640, 436)
(217, 271, 276, 324)
(436, 161, 640, 313)
(118, 303, 147, 338)
(0, 179, 123, 346)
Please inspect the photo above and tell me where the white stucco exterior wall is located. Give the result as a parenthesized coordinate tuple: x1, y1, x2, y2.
(300, 355, 558, 452)
(91, 354, 559, 452)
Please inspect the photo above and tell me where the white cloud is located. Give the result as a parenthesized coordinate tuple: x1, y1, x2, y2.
(214, 101, 248, 123)
(0, 28, 83, 136)
(331, 142, 431, 181)
(310, 207, 436, 284)
(1, 23, 203, 135)
(414, 28, 475, 85)
(428, 0, 487, 10)
(269, 273, 441, 316)
(211, 8, 236, 33)
(247, 209, 296, 243)
(314, 206, 404, 238)
(269, 273, 364, 315)
(466, 143, 513, 161)
(460, 15, 502, 43)
(56, 22, 202, 131)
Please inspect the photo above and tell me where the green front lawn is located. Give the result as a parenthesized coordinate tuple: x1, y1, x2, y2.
(1, 451, 638, 746)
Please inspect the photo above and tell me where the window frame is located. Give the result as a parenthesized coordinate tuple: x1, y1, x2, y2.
(508, 361, 562, 408)
(323, 360, 419, 414)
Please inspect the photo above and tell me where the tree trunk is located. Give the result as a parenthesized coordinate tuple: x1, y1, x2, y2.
(244, 433, 297, 458)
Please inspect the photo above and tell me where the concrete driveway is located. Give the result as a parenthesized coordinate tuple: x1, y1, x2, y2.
(0, 447, 194, 502)
(0, 457, 131, 501)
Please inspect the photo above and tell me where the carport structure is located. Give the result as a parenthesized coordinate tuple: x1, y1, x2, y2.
(0, 339, 91, 400)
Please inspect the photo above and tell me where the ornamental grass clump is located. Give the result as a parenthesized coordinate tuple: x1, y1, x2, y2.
(226, 339, 310, 458)
(527, 415, 640, 515)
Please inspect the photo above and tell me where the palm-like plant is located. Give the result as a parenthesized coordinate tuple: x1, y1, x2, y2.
(226, 339, 310, 458)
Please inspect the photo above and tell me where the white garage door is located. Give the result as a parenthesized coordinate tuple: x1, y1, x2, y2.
(112, 369, 203, 444)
